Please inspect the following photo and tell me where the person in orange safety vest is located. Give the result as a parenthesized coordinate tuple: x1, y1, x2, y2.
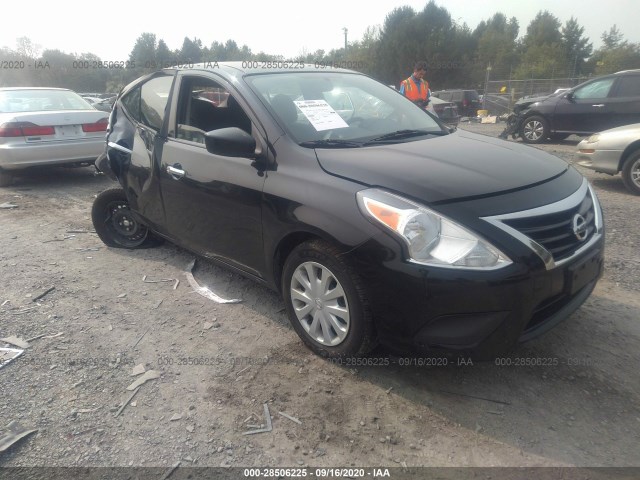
(399, 61, 430, 109)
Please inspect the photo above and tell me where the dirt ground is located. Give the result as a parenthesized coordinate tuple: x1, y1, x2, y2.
(1, 122, 639, 473)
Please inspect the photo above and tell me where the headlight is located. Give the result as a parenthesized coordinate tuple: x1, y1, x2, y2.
(585, 134, 600, 144)
(357, 189, 512, 270)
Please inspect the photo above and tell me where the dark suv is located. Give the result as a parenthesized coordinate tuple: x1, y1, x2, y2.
(432, 89, 481, 116)
(518, 70, 640, 143)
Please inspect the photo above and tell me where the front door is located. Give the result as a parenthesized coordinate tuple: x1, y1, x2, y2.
(158, 74, 267, 278)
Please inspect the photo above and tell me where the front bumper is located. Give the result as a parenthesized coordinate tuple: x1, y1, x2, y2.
(349, 233, 604, 358)
(575, 145, 622, 175)
(0, 138, 104, 170)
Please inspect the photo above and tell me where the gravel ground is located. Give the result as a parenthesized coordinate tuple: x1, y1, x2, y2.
(0, 123, 639, 473)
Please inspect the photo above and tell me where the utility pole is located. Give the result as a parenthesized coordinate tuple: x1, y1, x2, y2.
(342, 28, 348, 50)
(483, 64, 492, 110)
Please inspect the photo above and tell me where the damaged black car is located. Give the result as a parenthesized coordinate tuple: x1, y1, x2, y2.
(93, 63, 604, 359)
(501, 70, 640, 143)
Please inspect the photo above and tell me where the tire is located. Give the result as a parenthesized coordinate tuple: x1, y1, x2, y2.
(0, 170, 13, 188)
(521, 115, 549, 144)
(621, 150, 640, 196)
(91, 188, 162, 248)
(281, 240, 376, 358)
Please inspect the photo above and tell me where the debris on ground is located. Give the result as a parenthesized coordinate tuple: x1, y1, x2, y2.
(160, 460, 181, 480)
(0, 347, 24, 369)
(0, 421, 38, 452)
(278, 411, 302, 425)
(114, 387, 140, 418)
(42, 235, 75, 243)
(243, 403, 273, 435)
(0, 336, 30, 349)
(202, 322, 214, 330)
(439, 389, 511, 405)
(0, 203, 18, 209)
(185, 259, 241, 304)
(170, 413, 183, 422)
(9, 305, 39, 315)
(130, 364, 146, 376)
(142, 275, 179, 291)
(126, 370, 161, 391)
(131, 328, 149, 349)
(31, 286, 55, 302)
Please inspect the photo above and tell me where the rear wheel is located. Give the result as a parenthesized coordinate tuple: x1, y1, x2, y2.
(621, 150, 640, 195)
(282, 240, 376, 358)
(91, 188, 162, 248)
(521, 115, 549, 144)
(0, 170, 13, 188)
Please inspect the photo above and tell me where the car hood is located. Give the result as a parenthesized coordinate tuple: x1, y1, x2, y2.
(315, 130, 569, 204)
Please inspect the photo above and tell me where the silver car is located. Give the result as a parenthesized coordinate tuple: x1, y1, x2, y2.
(0, 87, 108, 187)
(576, 123, 640, 195)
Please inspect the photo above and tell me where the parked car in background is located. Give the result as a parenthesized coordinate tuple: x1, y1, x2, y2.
(428, 96, 460, 126)
(516, 70, 640, 143)
(432, 89, 481, 116)
(92, 96, 117, 112)
(576, 123, 640, 195)
(80, 96, 103, 105)
(92, 63, 603, 360)
(0, 88, 108, 186)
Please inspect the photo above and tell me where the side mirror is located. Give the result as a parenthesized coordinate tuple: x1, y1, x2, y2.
(204, 127, 256, 158)
(566, 91, 575, 101)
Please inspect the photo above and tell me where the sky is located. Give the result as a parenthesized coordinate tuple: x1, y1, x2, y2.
(1, 0, 638, 61)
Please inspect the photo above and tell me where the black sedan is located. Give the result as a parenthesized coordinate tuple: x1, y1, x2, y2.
(93, 63, 604, 359)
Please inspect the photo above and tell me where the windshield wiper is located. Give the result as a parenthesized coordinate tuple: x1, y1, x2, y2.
(362, 129, 446, 145)
(299, 139, 363, 148)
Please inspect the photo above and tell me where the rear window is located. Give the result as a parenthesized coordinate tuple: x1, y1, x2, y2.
(0, 89, 94, 113)
(465, 91, 480, 101)
(615, 76, 640, 97)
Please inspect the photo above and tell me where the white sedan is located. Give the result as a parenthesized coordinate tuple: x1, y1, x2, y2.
(0, 87, 108, 187)
(576, 123, 640, 195)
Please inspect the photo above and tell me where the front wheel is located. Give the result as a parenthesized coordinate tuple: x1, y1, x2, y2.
(0, 170, 13, 188)
(282, 240, 376, 358)
(521, 115, 549, 144)
(91, 188, 162, 248)
(621, 150, 640, 195)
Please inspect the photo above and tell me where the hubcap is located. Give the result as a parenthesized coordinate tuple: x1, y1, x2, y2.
(290, 261, 350, 346)
(632, 159, 640, 187)
(524, 120, 544, 141)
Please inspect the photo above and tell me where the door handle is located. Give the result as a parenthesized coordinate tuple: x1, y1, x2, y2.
(592, 104, 605, 107)
(166, 164, 185, 179)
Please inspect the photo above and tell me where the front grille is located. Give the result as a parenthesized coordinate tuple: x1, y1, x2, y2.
(503, 188, 596, 262)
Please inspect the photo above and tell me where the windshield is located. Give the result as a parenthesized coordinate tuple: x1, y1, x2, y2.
(0, 89, 94, 113)
(246, 72, 444, 146)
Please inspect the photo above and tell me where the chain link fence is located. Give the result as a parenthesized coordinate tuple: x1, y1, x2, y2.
(480, 77, 592, 115)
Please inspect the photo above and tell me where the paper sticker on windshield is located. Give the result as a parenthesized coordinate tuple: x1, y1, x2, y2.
(293, 100, 349, 131)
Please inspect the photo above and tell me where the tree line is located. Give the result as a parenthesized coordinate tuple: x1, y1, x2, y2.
(1, 1, 639, 93)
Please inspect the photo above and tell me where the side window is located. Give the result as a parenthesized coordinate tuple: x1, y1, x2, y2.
(573, 78, 615, 100)
(176, 76, 252, 144)
(139, 76, 173, 131)
(452, 92, 463, 102)
(614, 76, 640, 97)
(121, 86, 141, 122)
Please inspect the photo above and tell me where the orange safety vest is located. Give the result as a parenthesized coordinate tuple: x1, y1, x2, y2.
(402, 76, 429, 102)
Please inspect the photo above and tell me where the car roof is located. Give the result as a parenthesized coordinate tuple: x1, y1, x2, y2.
(0, 87, 72, 92)
(614, 69, 640, 75)
(164, 61, 355, 79)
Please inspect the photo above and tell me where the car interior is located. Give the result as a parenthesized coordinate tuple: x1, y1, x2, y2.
(176, 78, 252, 144)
